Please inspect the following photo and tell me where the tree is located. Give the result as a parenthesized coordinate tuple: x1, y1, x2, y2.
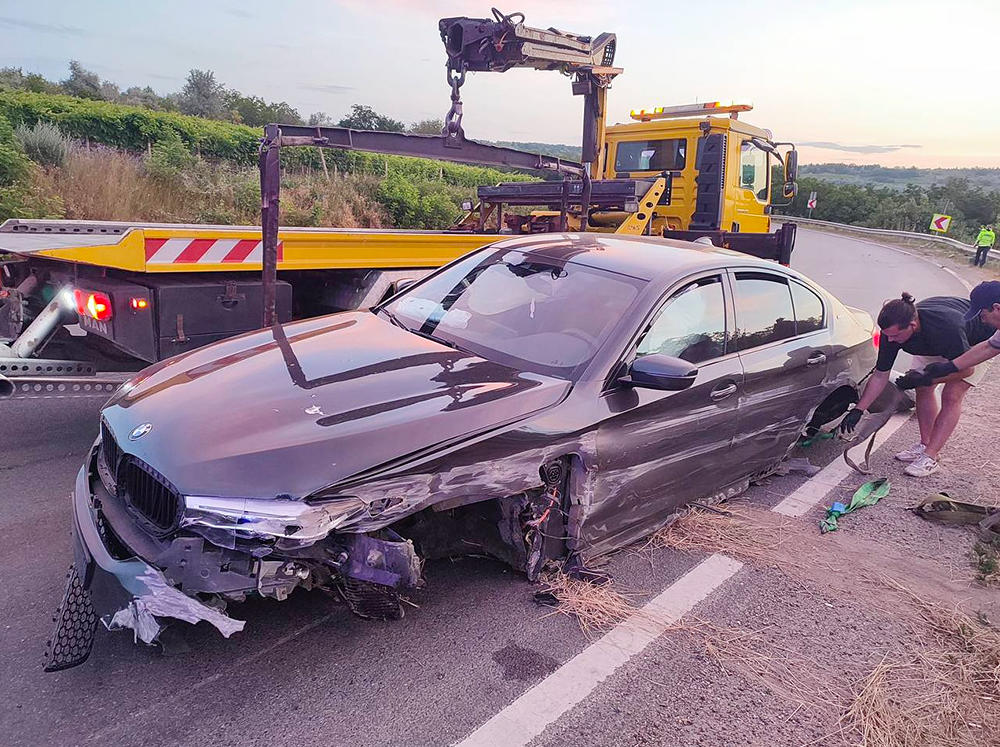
(179, 69, 226, 119)
(121, 86, 172, 111)
(225, 93, 302, 127)
(408, 118, 444, 135)
(308, 111, 334, 126)
(337, 104, 405, 132)
(61, 61, 103, 100)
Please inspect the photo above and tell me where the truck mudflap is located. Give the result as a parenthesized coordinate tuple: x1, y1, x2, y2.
(664, 222, 797, 264)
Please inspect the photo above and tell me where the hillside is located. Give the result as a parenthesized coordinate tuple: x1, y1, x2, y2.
(799, 164, 1000, 191)
(0, 91, 535, 228)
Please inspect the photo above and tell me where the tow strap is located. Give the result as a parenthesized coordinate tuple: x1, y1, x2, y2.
(909, 493, 1000, 542)
(840, 381, 912, 475)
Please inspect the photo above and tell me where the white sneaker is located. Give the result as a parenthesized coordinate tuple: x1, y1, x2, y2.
(895, 442, 926, 462)
(905, 455, 940, 477)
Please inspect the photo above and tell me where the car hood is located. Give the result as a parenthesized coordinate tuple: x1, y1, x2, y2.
(101, 311, 570, 499)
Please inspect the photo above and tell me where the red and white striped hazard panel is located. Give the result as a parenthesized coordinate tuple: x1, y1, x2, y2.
(144, 238, 284, 265)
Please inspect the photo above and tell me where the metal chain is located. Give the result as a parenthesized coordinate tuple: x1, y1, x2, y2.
(443, 63, 467, 137)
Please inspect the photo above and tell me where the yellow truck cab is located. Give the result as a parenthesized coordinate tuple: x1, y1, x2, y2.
(602, 102, 797, 261)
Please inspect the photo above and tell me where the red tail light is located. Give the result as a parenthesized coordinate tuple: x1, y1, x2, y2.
(73, 289, 113, 321)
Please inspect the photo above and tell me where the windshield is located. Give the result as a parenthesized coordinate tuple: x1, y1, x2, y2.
(381, 247, 645, 379)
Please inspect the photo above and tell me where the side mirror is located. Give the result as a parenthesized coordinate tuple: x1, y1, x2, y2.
(782, 181, 798, 200)
(619, 354, 698, 391)
(783, 149, 798, 184)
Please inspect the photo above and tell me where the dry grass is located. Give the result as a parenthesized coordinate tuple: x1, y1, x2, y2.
(45, 146, 188, 221)
(644, 504, 793, 566)
(840, 580, 1000, 747)
(536, 571, 640, 639)
(31, 145, 389, 227)
(643, 507, 1000, 746)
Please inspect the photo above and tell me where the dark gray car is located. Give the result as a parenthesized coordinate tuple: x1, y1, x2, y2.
(46, 234, 878, 670)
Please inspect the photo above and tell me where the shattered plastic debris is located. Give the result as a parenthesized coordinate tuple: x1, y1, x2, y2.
(105, 568, 246, 643)
(821, 478, 890, 533)
(774, 457, 821, 477)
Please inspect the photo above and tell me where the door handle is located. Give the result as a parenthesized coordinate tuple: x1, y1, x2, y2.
(710, 382, 738, 401)
(807, 352, 827, 366)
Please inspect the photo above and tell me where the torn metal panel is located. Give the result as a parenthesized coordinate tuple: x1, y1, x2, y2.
(105, 568, 245, 645)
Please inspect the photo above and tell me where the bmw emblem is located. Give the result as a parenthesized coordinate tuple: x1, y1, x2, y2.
(128, 423, 153, 441)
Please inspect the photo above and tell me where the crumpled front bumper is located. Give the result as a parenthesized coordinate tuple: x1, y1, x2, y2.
(43, 459, 245, 672)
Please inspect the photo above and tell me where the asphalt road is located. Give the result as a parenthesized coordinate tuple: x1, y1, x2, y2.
(0, 229, 970, 747)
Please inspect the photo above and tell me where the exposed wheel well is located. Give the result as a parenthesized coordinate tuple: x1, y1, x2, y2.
(805, 385, 859, 437)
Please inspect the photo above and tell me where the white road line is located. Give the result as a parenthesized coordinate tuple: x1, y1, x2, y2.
(454, 554, 744, 747)
(772, 412, 911, 517)
(940, 266, 973, 293)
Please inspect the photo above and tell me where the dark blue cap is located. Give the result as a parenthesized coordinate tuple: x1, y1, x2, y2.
(964, 280, 1000, 321)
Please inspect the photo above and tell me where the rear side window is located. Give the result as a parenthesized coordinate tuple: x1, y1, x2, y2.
(733, 273, 796, 351)
(791, 281, 825, 334)
(636, 276, 726, 363)
(614, 138, 687, 173)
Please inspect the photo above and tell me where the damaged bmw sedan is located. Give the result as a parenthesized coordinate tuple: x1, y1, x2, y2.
(46, 233, 879, 670)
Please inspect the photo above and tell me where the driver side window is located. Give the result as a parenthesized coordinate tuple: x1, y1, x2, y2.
(636, 276, 727, 364)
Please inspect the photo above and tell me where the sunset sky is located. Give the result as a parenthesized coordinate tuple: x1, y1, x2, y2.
(2, 0, 997, 168)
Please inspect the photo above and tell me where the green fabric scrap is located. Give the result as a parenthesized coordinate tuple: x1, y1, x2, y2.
(821, 478, 891, 533)
(798, 431, 836, 448)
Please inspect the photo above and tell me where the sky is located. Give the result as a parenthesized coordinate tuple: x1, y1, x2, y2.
(2, 0, 999, 168)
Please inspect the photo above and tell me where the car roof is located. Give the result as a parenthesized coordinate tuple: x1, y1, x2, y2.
(484, 233, 776, 282)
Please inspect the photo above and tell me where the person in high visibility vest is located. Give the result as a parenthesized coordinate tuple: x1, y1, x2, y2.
(973, 224, 995, 267)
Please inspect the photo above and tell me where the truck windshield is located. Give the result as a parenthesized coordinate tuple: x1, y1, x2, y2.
(381, 247, 645, 379)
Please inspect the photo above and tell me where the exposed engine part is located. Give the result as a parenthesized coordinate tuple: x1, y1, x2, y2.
(336, 531, 424, 589)
(43, 565, 98, 672)
(339, 577, 405, 621)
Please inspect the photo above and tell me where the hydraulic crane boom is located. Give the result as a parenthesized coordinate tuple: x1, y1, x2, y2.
(439, 8, 621, 176)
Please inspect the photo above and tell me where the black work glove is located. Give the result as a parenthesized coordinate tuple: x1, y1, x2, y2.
(839, 408, 864, 436)
(895, 369, 934, 390)
(923, 360, 959, 380)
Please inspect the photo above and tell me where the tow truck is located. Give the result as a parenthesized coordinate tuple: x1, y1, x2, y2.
(0, 8, 798, 397)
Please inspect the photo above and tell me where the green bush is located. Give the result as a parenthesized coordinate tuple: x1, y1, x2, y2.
(0, 90, 542, 191)
(376, 171, 421, 227)
(0, 90, 260, 164)
(0, 112, 31, 186)
(145, 130, 197, 181)
(14, 121, 70, 167)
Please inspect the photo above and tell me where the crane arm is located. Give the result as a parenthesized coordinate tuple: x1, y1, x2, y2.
(438, 8, 620, 174)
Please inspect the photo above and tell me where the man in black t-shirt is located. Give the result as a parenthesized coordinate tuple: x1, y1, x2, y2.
(841, 295, 991, 477)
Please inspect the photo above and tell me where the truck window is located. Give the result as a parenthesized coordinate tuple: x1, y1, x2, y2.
(614, 138, 686, 173)
(738, 140, 769, 201)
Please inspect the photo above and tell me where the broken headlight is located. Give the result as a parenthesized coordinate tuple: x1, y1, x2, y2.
(180, 495, 368, 546)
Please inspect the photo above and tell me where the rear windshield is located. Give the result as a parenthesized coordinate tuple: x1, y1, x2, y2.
(614, 138, 687, 173)
(382, 248, 646, 379)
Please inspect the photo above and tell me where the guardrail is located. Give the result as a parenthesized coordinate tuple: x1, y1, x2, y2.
(774, 214, 993, 264)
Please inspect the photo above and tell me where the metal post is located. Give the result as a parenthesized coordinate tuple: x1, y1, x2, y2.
(260, 125, 281, 328)
(8, 286, 74, 358)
